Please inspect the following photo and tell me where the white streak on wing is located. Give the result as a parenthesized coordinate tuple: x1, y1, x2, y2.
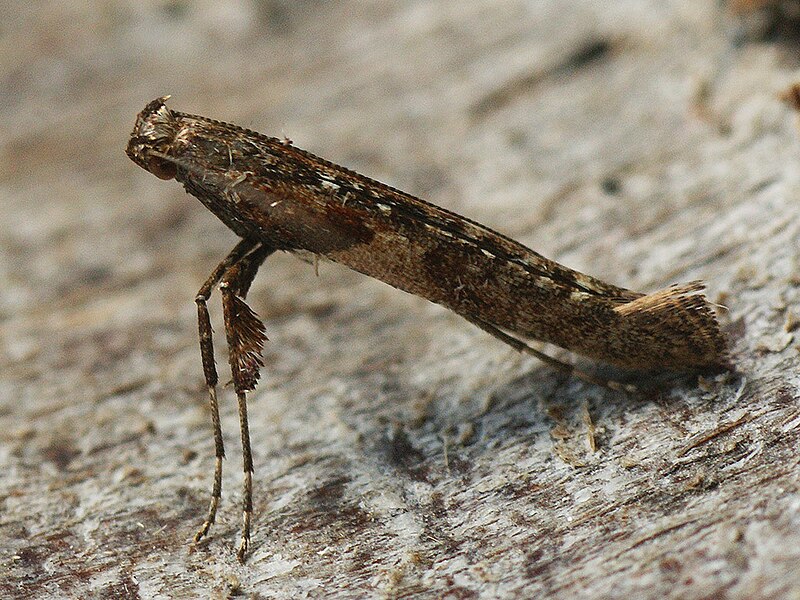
(321, 180, 340, 192)
(424, 222, 453, 237)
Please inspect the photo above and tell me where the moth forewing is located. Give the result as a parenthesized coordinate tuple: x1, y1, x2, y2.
(126, 97, 729, 562)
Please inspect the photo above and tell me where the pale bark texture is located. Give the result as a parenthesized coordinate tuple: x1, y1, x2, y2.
(2, 2, 800, 598)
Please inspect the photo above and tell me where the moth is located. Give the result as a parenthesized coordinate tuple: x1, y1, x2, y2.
(126, 96, 728, 561)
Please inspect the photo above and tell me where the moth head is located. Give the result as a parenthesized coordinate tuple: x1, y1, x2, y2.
(126, 96, 180, 180)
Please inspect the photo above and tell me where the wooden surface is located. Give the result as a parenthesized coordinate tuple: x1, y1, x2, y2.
(2, 2, 800, 598)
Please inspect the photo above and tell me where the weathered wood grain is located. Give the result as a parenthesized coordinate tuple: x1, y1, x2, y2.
(1, 1, 799, 598)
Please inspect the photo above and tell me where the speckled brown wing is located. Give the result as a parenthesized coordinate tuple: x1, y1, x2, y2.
(128, 98, 728, 371)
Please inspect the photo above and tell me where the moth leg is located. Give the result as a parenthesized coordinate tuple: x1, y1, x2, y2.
(218, 243, 275, 563)
(193, 238, 261, 547)
(465, 316, 636, 393)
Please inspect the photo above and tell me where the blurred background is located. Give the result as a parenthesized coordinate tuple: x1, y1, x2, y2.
(3, 1, 800, 598)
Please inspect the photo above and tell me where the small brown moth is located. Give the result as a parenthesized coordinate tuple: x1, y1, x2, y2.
(126, 96, 728, 561)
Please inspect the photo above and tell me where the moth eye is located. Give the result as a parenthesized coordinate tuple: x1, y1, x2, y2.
(147, 156, 177, 180)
